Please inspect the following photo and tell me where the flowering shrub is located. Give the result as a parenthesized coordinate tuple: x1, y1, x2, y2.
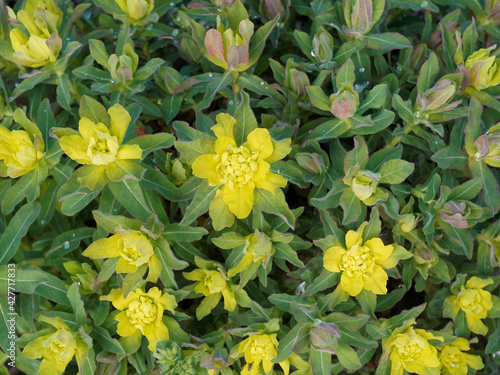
(1, 0, 500, 374)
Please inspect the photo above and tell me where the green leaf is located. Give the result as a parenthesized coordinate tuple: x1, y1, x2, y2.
(357, 84, 389, 113)
(306, 86, 331, 111)
(273, 322, 307, 363)
(392, 94, 414, 124)
(234, 90, 257, 146)
(162, 94, 183, 124)
(126, 133, 174, 156)
(46, 228, 96, 259)
(61, 188, 101, 216)
(93, 326, 125, 354)
(469, 159, 500, 215)
(268, 294, 315, 313)
(248, 16, 278, 65)
(108, 179, 153, 222)
(197, 72, 234, 111)
(339, 189, 362, 225)
(0, 267, 48, 294)
(175, 139, 215, 164)
(274, 242, 304, 267)
(163, 223, 208, 242)
(141, 164, 179, 201)
(67, 283, 86, 327)
(336, 59, 355, 87)
(57, 73, 72, 110)
(438, 218, 473, 259)
(309, 119, 350, 142)
(236, 74, 287, 106)
(181, 180, 220, 225)
(365, 33, 412, 50)
(335, 343, 361, 369)
(80, 95, 110, 126)
(486, 324, 500, 354)
(447, 177, 484, 201)
(254, 188, 295, 229)
(355, 289, 377, 315)
(304, 270, 339, 297)
(431, 146, 468, 170)
(9, 71, 52, 101)
(0, 202, 40, 265)
(73, 66, 111, 82)
(363, 206, 381, 241)
(383, 303, 426, 331)
(89, 39, 110, 70)
(134, 58, 164, 80)
(309, 348, 331, 375)
(122, 265, 147, 297)
(378, 159, 414, 184)
(0, 295, 11, 352)
(417, 51, 439, 92)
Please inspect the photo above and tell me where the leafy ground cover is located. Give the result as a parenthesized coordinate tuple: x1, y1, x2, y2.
(1, 0, 500, 374)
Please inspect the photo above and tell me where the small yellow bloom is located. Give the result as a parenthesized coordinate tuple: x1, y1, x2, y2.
(238, 334, 289, 375)
(101, 287, 177, 351)
(10, 29, 58, 68)
(20, 0, 62, 36)
(58, 104, 142, 189)
(0, 125, 45, 178)
(191, 113, 290, 219)
(323, 226, 395, 297)
(22, 316, 82, 375)
(444, 277, 494, 335)
(439, 338, 484, 375)
(115, 0, 154, 21)
(383, 326, 442, 375)
(228, 230, 274, 277)
(83, 231, 161, 282)
(465, 46, 500, 90)
(183, 267, 237, 314)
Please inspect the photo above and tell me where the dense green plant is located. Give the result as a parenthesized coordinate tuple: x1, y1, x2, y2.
(0, 0, 500, 374)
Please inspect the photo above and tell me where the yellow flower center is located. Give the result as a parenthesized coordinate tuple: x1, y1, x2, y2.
(49, 340, 68, 364)
(216, 145, 259, 189)
(340, 244, 375, 279)
(443, 351, 461, 369)
(87, 130, 119, 165)
(203, 270, 226, 294)
(127, 295, 158, 326)
(457, 288, 484, 315)
(396, 340, 422, 360)
(121, 245, 142, 262)
(250, 340, 273, 359)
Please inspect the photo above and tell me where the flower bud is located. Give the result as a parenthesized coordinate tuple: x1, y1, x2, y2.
(166, 154, 192, 184)
(415, 79, 460, 114)
(108, 44, 138, 84)
(63, 261, 101, 295)
(115, 0, 154, 21)
(312, 30, 334, 63)
(296, 152, 325, 174)
(351, 170, 379, 201)
(285, 68, 310, 98)
(345, 0, 384, 34)
(465, 46, 500, 90)
(474, 123, 500, 167)
(10, 29, 60, 67)
(330, 82, 359, 119)
(398, 214, 417, 233)
(440, 201, 468, 229)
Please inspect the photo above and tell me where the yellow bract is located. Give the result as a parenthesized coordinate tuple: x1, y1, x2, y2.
(183, 267, 237, 312)
(438, 338, 484, 375)
(465, 46, 500, 90)
(383, 326, 442, 375)
(59, 104, 142, 189)
(238, 334, 289, 375)
(228, 230, 274, 277)
(191, 113, 290, 219)
(101, 287, 177, 351)
(83, 231, 161, 282)
(444, 277, 494, 335)
(9, 0, 62, 67)
(323, 226, 396, 296)
(22, 316, 83, 375)
(115, 0, 154, 21)
(0, 125, 45, 178)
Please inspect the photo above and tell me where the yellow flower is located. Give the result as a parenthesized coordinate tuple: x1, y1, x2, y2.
(191, 113, 290, 220)
(204, 19, 254, 71)
(83, 231, 161, 282)
(58, 104, 143, 189)
(343, 167, 388, 205)
(19, 0, 62, 37)
(438, 338, 484, 375)
(115, 0, 154, 21)
(183, 267, 237, 315)
(238, 334, 289, 375)
(228, 230, 274, 277)
(465, 46, 500, 90)
(323, 226, 395, 297)
(444, 277, 494, 335)
(10, 29, 59, 68)
(101, 287, 177, 351)
(22, 316, 84, 375)
(0, 125, 45, 178)
(383, 326, 442, 375)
